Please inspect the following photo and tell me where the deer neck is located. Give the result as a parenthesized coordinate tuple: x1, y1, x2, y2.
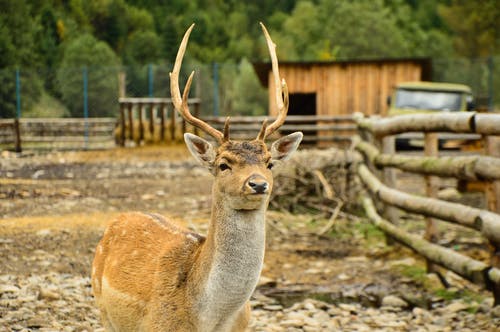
(194, 190, 267, 327)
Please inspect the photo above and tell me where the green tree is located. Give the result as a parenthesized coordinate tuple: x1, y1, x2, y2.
(274, 0, 414, 61)
(439, 0, 500, 58)
(87, 0, 129, 53)
(0, 0, 42, 118)
(231, 58, 267, 116)
(57, 34, 121, 117)
(123, 30, 163, 66)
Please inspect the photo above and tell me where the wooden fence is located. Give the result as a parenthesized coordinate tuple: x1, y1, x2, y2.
(354, 112, 500, 305)
(0, 119, 21, 152)
(203, 115, 355, 146)
(117, 97, 356, 147)
(0, 118, 116, 151)
(118, 97, 201, 145)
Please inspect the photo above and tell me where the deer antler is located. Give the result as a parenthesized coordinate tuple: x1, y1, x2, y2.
(170, 24, 225, 143)
(259, 22, 289, 140)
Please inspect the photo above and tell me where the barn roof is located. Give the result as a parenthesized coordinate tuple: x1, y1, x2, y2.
(252, 57, 432, 87)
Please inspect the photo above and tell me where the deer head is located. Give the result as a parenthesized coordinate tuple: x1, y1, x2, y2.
(170, 23, 302, 210)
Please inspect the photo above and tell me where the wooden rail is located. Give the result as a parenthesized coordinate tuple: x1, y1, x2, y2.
(0, 118, 116, 151)
(203, 115, 355, 146)
(118, 97, 355, 147)
(0, 119, 21, 152)
(354, 112, 500, 305)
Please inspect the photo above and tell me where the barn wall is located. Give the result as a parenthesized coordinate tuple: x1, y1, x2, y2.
(268, 60, 423, 117)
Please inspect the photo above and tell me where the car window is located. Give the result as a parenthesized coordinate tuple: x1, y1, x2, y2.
(395, 89, 462, 111)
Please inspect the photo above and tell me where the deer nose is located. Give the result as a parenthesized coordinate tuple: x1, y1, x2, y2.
(246, 175, 269, 194)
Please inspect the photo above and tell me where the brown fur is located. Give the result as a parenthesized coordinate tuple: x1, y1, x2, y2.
(92, 119, 302, 331)
(91, 137, 298, 331)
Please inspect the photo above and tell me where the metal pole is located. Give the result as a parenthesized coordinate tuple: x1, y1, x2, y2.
(148, 64, 154, 97)
(83, 66, 89, 149)
(15, 69, 21, 118)
(213, 62, 219, 116)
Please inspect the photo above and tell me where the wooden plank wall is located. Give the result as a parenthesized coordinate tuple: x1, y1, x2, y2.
(268, 61, 422, 117)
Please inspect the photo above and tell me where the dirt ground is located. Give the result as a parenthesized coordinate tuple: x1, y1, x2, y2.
(1, 146, 499, 331)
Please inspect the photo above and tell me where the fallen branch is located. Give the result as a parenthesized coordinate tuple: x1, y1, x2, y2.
(317, 201, 344, 236)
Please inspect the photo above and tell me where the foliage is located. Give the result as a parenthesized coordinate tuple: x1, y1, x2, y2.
(56, 34, 120, 117)
(274, 0, 457, 61)
(0, 0, 498, 118)
(123, 30, 163, 66)
(0, 0, 43, 118)
(23, 91, 70, 118)
(231, 59, 268, 116)
(439, 0, 500, 58)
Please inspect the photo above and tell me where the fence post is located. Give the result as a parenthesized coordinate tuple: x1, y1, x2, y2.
(382, 136, 399, 223)
(138, 103, 144, 143)
(160, 103, 166, 142)
(424, 133, 440, 274)
(485, 136, 500, 214)
(148, 102, 155, 140)
(485, 135, 500, 304)
(169, 104, 176, 141)
(83, 66, 89, 149)
(119, 103, 126, 146)
(127, 103, 134, 141)
(13, 118, 22, 153)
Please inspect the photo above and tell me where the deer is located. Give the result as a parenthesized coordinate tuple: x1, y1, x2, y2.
(91, 22, 302, 332)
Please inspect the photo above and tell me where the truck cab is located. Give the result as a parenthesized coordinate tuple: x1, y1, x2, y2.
(387, 82, 476, 149)
(388, 81, 475, 116)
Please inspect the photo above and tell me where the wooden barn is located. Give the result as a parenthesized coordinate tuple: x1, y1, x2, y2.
(253, 58, 432, 117)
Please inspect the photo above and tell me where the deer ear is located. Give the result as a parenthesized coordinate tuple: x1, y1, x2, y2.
(184, 133, 216, 168)
(271, 132, 303, 162)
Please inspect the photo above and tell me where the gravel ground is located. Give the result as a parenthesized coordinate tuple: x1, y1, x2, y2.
(1, 147, 499, 331)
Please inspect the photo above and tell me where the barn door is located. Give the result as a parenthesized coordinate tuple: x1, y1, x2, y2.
(289, 93, 316, 116)
(287, 93, 316, 142)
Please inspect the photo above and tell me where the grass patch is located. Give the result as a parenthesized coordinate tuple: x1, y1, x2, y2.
(396, 264, 428, 284)
(434, 288, 484, 307)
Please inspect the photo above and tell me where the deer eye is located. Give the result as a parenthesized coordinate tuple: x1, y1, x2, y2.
(219, 163, 231, 171)
(267, 162, 274, 170)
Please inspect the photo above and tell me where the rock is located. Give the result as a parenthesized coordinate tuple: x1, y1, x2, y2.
(263, 305, 283, 311)
(27, 317, 48, 328)
(39, 288, 61, 301)
(303, 301, 316, 311)
(389, 257, 416, 267)
(36, 229, 52, 237)
(281, 319, 304, 328)
(258, 276, 276, 287)
(141, 194, 155, 201)
(59, 188, 81, 197)
(490, 305, 500, 318)
(337, 273, 351, 281)
(0, 284, 20, 294)
(381, 295, 408, 308)
(442, 301, 470, 313)
(32, 169, 46, 179)
(425, 273, 444, 290)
